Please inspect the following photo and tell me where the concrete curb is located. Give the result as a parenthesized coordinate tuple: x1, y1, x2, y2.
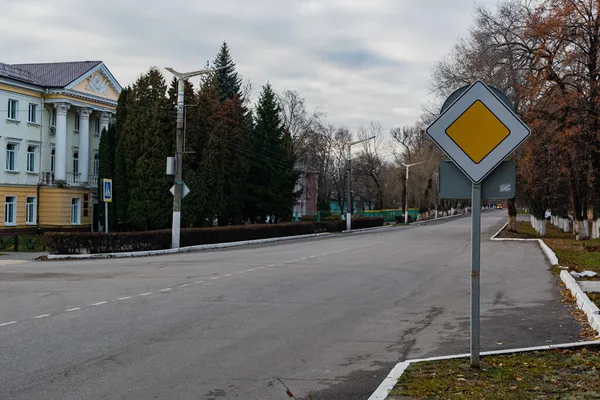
(46, 232, 331, 260)
(410, 212, 467, 225)
(560, 270, 600, 334)
(368, 340, 600, 400)
(341, 225, 396, 234)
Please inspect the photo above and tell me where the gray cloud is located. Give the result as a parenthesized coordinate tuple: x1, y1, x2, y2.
(0, 0, 496, 135)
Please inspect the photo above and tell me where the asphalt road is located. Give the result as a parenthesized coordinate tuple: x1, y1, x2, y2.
(0, 211, 578, 400)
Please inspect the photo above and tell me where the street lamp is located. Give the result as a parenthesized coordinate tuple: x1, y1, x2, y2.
(402, 160, 426, 224)
(346, 135, 376, 230)
(165, 65, 229, 249)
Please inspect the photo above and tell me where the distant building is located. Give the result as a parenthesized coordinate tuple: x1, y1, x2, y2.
(0, 61, 121, 232)
(293, 169, 318, 218)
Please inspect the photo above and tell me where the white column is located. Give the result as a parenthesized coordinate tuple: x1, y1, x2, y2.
(99, 112, 111, 134)
(54, 103, 70, 182)
(78, 108, 92, 184)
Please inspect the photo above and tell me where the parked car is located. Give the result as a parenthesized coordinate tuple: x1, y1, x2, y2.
(496, 203, 503, 209)
(545, 210, 551, 220)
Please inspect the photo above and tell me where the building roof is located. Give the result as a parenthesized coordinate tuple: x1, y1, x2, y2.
(0, 62, 43, 85)
(0, 61, 102, 87)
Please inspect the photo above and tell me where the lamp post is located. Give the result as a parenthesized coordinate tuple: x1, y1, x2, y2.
(165, 65, 229, 249)
(346, 135, 376, 230)
(402, 160, 426, 224)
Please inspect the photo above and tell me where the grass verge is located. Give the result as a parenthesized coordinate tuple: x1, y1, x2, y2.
(497, 221, 572, 239)
(391, 344, 600, 400)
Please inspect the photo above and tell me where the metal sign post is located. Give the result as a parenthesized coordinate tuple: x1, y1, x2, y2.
(102, 178, 112, 234)
(470, 182, 481, 367)
(426, 80, 530, 368)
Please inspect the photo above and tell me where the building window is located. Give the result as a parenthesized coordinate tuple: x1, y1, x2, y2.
(71, 198, 81, 225)
(26, 197, 36, 224)
(28, 103, 37, 123)
(50, 148, 55, 172)
(27, 145, 37, 172)
(6, 143, 17, 171)
(7, 99, 18, 120)
(51, 109, 56, 127)
(73, 150, 79, 174)
(4, 196, 16, 225)
(93, 152, 99, 175)
(74, 111, 80, 132)
(94, 118, 100, 134)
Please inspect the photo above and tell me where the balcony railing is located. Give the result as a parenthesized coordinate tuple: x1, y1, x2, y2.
(67, 172, 81, 186)
(41, 172, 97, 187)
(41, 171, 55, 185)
(88, 174, 98, 187)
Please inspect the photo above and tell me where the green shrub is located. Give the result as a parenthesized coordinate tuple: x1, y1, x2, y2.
(44, 218, 384, 254)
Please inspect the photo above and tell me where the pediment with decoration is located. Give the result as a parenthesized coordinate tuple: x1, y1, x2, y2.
(67, 63, 121, 102)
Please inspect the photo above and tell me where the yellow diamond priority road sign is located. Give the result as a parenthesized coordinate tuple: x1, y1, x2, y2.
(426, 81, 530, 183)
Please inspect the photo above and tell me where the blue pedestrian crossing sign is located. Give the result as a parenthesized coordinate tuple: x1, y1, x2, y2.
(103, 178, 113, 203)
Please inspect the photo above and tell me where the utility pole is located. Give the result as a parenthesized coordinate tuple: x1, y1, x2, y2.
(346, 136, 376, 230)
(402, 160, 426, 224)
(165, 66, 229, 249)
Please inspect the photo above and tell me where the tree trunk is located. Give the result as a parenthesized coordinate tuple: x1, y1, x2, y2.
(592, 219, 600, 239)
(507, 197, 517, 232)
(537, 218, 546, 236)
(576, 220, 588, 240)
(563, 218, 570, 233)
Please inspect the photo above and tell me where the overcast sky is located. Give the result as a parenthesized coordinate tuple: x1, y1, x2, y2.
(1, 0, 498, 135)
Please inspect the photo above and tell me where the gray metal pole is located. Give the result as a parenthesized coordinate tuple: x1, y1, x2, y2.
(104, 202, 108, 234)
(171, 79, 184, 248)
(346, 145, 351, 231)
(471, 182, 481, 367)
(404, 166, 409, 224)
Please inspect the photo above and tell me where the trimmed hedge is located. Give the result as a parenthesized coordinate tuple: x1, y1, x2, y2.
(44, 217, 384, 255)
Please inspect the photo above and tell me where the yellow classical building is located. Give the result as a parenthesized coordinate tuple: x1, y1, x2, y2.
(0, 61, 121, 232)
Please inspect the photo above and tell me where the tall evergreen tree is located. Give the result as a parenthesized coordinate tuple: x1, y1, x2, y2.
(182, 82, 220, 227)
(121, 68, 175, 230)
(212, 42, 243, 102)
(97, 124, 117, 229)
(113, 88, 130, 229)
(248, 83, 299, 222)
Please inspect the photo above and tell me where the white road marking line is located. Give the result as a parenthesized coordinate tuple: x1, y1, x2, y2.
(246, 268, 255, 272)
(139, 292, 153, 296)
(257, 266, 266, 269)
(117, 296, 132, 300)
(179, 284, 189, 287)
(91, 301, 107, 306)
(234, 271, 244, 274)
(0, 321, 17, 327)
(268, 264, 276, 267)
(293, 259, 300, 262)
(65, 307, 81, 312)
(224, 273, 233, 277)
(210, 276, 219, 280)
(300, 257, 307, 260)
(159, 288, 172, 292)
(195, 280, 204, 284)
(34, 314, 51, 319)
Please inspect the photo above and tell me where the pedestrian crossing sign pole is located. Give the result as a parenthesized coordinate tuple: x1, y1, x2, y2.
(102, 179, 112, 233)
